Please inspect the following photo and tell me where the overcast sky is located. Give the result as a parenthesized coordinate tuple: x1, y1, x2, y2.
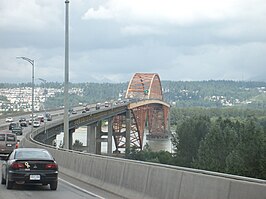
(0, 0, 265, 83)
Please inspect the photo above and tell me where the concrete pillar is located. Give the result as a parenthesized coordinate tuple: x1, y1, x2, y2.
(107, 117, 113, 155)
(125, 111, 131, 151)
(96, 121, 102, 154)
(69, 128, 75, 150)
(87, 123, 96, 153)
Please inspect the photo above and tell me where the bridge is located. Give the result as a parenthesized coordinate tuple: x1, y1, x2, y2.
(34, 73, 170, 155)
(3, 73, 266, 199)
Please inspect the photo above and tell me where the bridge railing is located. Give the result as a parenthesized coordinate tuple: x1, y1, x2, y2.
(20, 123, 266, 199)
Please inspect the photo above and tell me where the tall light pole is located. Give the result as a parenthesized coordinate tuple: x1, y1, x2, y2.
(38, 78, 47, 111)
(17, 56, 34, 133)
(38, 78, 47, 139)
(64, 0, 70, 149)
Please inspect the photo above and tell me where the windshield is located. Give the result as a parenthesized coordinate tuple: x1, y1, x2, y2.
(15, 150, 52, 160)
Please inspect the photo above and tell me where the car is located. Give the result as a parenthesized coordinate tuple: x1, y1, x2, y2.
(5, 117, 13, 123)
(19, 117, 26, 123)
(96, 103, 101, 110)
(0, 131, 17, 156)
(85, 107, 90, 111)
(104, 101, 109, 107)
(20, 120, 28, 127)
(33, 121, 40, 128)
(71, 110, 77, 114)
(1, 148, 58, 190)
(46, 114, 52, 121)
(38, 114, 44, 122)
(82, 110, 86, 113)
(11, 125, 23, 135)
(19, 117, 28, 127)
(9, 122, 17, 130)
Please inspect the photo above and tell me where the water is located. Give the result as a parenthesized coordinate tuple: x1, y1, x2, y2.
(56, 126, 174, 153)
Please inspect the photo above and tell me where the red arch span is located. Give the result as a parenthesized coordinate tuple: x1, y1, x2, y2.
(125, 73, 163, 100)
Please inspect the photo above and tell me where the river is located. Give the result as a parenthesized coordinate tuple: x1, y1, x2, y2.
(56, 126, 174, 153)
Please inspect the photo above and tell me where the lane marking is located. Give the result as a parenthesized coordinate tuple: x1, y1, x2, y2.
(59, 178, 105, 199)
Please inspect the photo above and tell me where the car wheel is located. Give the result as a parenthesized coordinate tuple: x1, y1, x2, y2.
(6, 174, 13, 189)
(1, 173, 6, 185)
(50, 181, 58, 190)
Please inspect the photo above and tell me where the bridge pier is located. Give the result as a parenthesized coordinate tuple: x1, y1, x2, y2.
(107, 117, 113, 155)
(69, 128, 75, 150)
(87, 123, 96, 153)
(96, 122, 102, 154)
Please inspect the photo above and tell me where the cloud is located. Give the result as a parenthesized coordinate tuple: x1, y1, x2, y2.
(0, 0, 62, 31)
(82, 5, 114, 20)
(82, 0, 239, 25)
(0, 0, 265, 83)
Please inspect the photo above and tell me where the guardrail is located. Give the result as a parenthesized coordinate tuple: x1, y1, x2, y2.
(20, 118, 266, 199)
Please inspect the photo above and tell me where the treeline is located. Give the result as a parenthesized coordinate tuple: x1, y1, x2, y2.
(126, 107, 266, 180)
(2, 80, 266, 109)
(45, 82, 127, 109)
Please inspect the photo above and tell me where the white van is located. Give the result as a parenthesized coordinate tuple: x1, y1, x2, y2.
(0, 131, 17, 156)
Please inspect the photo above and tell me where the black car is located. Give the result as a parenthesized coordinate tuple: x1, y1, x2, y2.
(11, 126, 23, 135)
(19, 117, 26, 123)
(1, 148, 58, 190)
(8, 122, 17, 130)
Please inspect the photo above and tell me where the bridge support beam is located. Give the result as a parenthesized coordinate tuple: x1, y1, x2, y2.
(125, 110, 131, 151)
(96, 121, 102, 154)
(69, 128, 75, 150)
(107, 117, 113, 155)
(87, 123, 96, 153)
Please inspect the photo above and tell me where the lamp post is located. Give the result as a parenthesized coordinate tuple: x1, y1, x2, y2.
(64, 0, 70, 149)
(17, 57, 34, 133)
(38, 78, 47, 112)
(38, 78, 47, 140)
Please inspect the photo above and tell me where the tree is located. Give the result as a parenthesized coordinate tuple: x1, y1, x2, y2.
(195, 118, 239, 172)
(225, 117, 265, 179)
(172, 115, 211, 167)
(72, 139, 83, 151)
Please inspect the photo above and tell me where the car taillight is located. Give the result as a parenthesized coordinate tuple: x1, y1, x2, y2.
(11, 162, 25, 169)
(45, 163, 58, 169)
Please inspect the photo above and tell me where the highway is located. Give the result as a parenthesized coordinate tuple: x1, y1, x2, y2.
(0, 105, 126, 199)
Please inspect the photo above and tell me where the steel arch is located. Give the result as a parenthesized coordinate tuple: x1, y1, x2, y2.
(125, 73, 163, 100)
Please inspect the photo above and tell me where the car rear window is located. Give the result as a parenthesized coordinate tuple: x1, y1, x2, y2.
(0, 134, 5, 141)
(7, 134, 16, 141)
(15, 150, 52, 160)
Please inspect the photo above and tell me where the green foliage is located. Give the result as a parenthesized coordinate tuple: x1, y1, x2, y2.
(172, 114, 266, 179)
(72, 139, 83, 151)
(172, 115, 211, 167)
(125, 144, 173, 165)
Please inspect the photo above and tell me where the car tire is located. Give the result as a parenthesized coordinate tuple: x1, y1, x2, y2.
(50, 181, 58, 190)
(1, 174, 6, 185)
(6, 174, 13, 189)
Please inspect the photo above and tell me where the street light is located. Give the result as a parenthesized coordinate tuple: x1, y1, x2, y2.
(64, 0, 70, 149)
(38, 78, 47, 140)
(38, 78, 47, 111)
(16, 56, 34, 133)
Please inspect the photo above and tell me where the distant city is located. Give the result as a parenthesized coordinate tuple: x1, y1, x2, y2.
(1, 80, 266, 114)
(0, 86, 83, 113)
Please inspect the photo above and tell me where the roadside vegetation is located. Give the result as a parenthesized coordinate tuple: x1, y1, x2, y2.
(126, 107, 266, 180)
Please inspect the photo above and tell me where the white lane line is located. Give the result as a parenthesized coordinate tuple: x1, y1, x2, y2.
(59, 178, 105, 199)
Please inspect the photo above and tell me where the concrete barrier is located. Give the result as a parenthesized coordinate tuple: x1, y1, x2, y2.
(21, 128, 266, 199)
